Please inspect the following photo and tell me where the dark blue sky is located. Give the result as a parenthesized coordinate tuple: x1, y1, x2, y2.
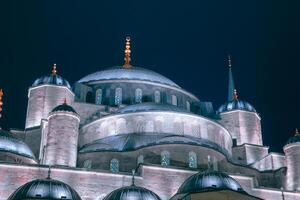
(0, 1, 299, 152)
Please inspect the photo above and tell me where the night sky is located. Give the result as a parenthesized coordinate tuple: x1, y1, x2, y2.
(0, 1, 299, 153)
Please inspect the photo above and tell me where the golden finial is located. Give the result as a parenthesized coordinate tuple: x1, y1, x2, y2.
(52, 63, 57, 76)
(63, 98, 67, 104)
(0, 89, 3, 119)
(123, 37, 132, 68)
(233, 89, 238, 100)
(228, 54, 232, 68)
(295, 128, 299, 136)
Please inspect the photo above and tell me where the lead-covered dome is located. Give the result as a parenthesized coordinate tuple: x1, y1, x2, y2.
(0, 128, 35, 159)
(286, 129, 300, 145)
(177, 171, 245, 194)
(218, 99, 256, 113)
(32, 64, 71, 89)
(52, 102, 77, 114)
(78, 66, 180, 88)
(104, 185, 161, 200)
(8, 178, 82, 200)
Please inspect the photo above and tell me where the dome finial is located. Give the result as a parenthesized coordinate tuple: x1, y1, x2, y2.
(123, 37, 132, 68)
(233, 89, 238, 100)
(52, 63, 57, 76)
(228, 54, 232, 68)
(64, 98, 67, 104)
(0, 89, 3, 119)
(131, 169, 136, 186)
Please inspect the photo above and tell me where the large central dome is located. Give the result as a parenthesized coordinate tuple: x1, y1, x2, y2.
(78, 66, 180, 88)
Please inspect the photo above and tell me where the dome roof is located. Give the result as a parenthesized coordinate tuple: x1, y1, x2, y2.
(78, 66, 180, 88)
(104, 185, 161, 200)
(32, 74, 71, 89)
(79, 133, 230, 157)
(218, 99, 256, 113)
(117, 103, 188, 114)
(52, 102, 77, 114)
(286, 129, 300, 145)
(0, 129, 35, 159)
(177, 171, 245, 194)
(8, 178, 82, 200)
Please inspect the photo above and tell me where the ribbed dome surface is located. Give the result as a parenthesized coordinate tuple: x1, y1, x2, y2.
(52, 103, 77, 114)
(32, 74, 71, 89)
(78, 66, 180, 88)
(117, 103, 187, 114)
(8, 178, 82, 200)
(103, 185, 161, 200)
(218, 99, 256, 113)
(178, 171, 245, 194)
(0, 129, 35, 159)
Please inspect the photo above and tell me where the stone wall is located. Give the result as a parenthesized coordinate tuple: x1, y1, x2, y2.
(284, 142, 300, 191)
(0, 163, 299, 200)
(25, 85, 74, 129)
(43, 112, 80, 167)
(219, 110, 262, 146)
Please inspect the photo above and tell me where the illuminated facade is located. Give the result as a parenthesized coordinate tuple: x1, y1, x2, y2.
(0, 38, 300, 200)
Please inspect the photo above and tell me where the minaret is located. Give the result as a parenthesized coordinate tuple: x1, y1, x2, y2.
(227, 55, 235, 101)
(218, 56, 263, 147)
(123, 36, 132, 68)
(284, 128, 300, 191)
(25, 64, 74, 129)
(42, 99, 80, 167)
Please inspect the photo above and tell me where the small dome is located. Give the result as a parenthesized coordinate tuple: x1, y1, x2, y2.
(33, 74, 71, 89)
(78, 66, 180, 88)
(218, 99, 256, 113)
(0, 129, 35, 159)
(104, 185, 161, 200)
(52, 102, 77, 114)
(286, 129, 300, 145)
(177, 171, 245, 194)
(117, 102, 187, 114)
(8, 178, 82, 200)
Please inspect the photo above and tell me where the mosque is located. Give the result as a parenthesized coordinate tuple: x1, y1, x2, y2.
(0, 37, 300, 200)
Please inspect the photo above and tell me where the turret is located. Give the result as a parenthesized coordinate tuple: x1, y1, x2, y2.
(25, 64, 74, 129)
(41, 100, 80, 167)
(284, 128, 300, 191)
(218, 56, 262, 146)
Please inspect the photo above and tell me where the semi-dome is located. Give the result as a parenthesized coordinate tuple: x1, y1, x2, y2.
(218, 99, 256, 113)
(32, 64, 71, 89)
(0, 129, 35, 159)
(52, 101, 77, 114)
(78, 66, 180, 88)
(104, 185, 161, 200)
(117, 102, 188, 114)
(8, 178, 82, 200)
(177, 171, 245, 194)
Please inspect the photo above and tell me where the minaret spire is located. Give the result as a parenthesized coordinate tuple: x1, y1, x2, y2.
(227, 55, 235, 101)
(0, 89, 3, 119)
(123, 37, 132, 68)
(295, 128, 299, 136)
(52, 63, 57, 76)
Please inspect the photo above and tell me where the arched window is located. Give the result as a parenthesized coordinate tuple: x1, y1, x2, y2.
(83, 160, 92, 169)
(137, 155, 144, 165)
(161, 151, 170, 166)
(188, 151, 197, 168)
(110, 158, 119, 172)
(186, 101, 190, 111)
(115, 88, 122, 105)
(172, 95, 177, 106)
(154, 91, 161, 103)
(135, 88, 143, 103)
(86, 91, 93, 103)
(95, 89, 103, 105)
